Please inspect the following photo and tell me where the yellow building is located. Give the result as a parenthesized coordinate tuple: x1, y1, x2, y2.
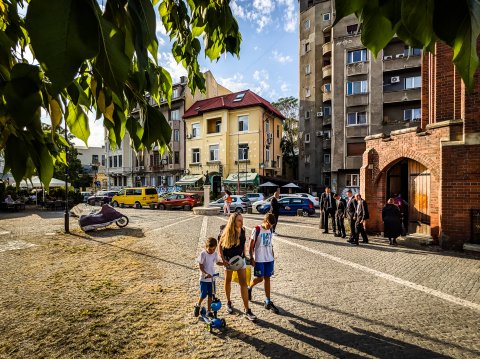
(182, 90, 285, 194)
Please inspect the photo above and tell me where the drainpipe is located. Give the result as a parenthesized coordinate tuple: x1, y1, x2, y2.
(262, 112, 265, 177)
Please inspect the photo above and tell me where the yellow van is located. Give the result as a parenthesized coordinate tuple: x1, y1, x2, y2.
(111, 187, 158, 208)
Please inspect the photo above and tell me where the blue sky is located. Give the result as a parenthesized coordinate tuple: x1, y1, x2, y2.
(77, 0, 299, 147)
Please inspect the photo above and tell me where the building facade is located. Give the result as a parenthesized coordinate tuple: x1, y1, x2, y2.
(299, 0, 421, 194)
(361, 41, 480, 249)
(105, 71, 230, 190)
(75, 146, 107, 187)
(183, 90, 284, 195)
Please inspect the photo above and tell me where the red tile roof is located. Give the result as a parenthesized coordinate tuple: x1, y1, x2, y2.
(183, 89, 285, 120)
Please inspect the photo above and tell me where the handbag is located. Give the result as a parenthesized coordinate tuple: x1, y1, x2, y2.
(231, 265, 252, 286)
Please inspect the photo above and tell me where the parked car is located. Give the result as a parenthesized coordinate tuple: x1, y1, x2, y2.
(245, 193, 265, 203)
(209, 195, 250, 213)
(111, 187, 158, 208)
(86, 191, 118, 206)
(157, 192, 201, 210)
(81, 192, 92, 203)
(295, 193, 320, 208)
(252, 194, 300, 213)
(257, 197, 315, 216)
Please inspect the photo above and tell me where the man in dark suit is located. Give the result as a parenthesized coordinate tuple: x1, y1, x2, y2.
(345, 190, 357, 243)
(320, 187, 336, 234)
(334, 194, 346, 238)
(353, 193, 369, 245)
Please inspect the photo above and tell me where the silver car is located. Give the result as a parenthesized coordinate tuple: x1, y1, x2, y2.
(209, 195, 251, 213)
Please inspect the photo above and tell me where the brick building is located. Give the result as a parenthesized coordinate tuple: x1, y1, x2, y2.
(361, 41, 480, 250)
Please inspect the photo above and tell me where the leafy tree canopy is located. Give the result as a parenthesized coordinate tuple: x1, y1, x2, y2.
(334, 0, 479, 90)
(0, 0, 241, 187)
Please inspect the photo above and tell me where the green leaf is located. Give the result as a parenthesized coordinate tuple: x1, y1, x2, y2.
(126, 115, 144, 150)
(5, 134, 28, 185)
(128, 0, 158, 64)
(361, 10, 397, 57)
(401, 0, 434, 47)
(66, 101, 90, 146)
(94, 16, 130, 94)
(159, 66, 172, 106)
(38, 143, 54, 188)
(142, 105, 171, 149)
(333, 0, 369, 25)
(48, 96, 63, 132)
(26, 0, 100, 95)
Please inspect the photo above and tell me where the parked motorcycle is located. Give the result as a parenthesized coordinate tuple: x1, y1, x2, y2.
(79, 204, 129, 232)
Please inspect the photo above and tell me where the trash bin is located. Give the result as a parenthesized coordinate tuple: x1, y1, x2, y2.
(297, 209, 303, 216)
(247, 207, 253, 214)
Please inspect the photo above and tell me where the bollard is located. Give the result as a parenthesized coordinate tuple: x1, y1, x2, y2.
(247, 207, 253, 214)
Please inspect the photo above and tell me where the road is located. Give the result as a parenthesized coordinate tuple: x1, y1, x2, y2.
(1, 207, 479, 358)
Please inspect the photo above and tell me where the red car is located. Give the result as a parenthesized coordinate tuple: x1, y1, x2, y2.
(157, 192, 201, 210)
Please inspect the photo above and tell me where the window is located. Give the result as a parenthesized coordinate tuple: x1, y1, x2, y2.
(101, 155, 105, 166)
(346, 24, 358, 35)
(174, 151, 180, 164)
(305, 42, 311, 53)
(209, 145, 219, 161)
(266, 148, 270, 162)
(404, 76, 421, 89)
(324, 130, 331, 139)
(324, 153, 331, 164)
(347, 80, 368, 95)
(346, 174, 360, 187)
(324, 105, 332, 116)
(324, 34, 331, 43)
(305, 64, 311, 75)
(404, 47, 422, 57)
(113, 156, 118, 167)
(304, 19, 310, 30)
(347, 142, 366, 156)
(172, 88, 180, 98)
(109, 156, 112, 168)
(404, 108, 421, 122)
(238, 144, 249, 160)
(323, 13, 331, 21)
(347, 49, 367, 64)
(92, 155, 99, 164)
(233, 92, 246, 102)
(277, 155, 281, 168)
(265, 121, 270, 134)
(118, 155, 122, 167)
(324, 83, 331, 93)
(238, 115, 249, 131)
(305, 176, 310, 183)
(324, 174, 331, 186)
(347, 112, 368, 125)
(215, 120, 221, 133)
(305, 133, 310, 143)
(305, 87, 311, 97)
(192, 123, 200, 138)
(305, 110, 310, 119)
(277, 125, 280, 138)
(173, 129, 180, 142)
(192, 149, 200, 163)
(305, 154, 310, 164)
(170, 108, 180, 121)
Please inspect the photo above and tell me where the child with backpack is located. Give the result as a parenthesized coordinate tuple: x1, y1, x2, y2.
(247, 213, 280, 314)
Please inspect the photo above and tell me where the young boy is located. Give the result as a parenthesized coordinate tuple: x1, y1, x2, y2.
(247, 213, 279, 314)
(194, 237, 223, 317)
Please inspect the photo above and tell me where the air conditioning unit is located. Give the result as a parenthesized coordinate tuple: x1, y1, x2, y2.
(139, 166, 144, 170)
(316, 131, 323, 137)
(384, 55, 393, 60)
(391, 76, 400, 83)
(317, 111, 323, 117)
(186, 134, 192, 139)
(395, 53, 405, 59)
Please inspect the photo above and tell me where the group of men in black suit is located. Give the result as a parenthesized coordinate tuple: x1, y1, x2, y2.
(319, 187, 369, 245)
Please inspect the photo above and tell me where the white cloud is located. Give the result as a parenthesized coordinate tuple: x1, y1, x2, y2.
(252, 70, 270, 96)
(272, 50, 292, 64)
(218, 73, 250, 93)
(280, 81, 290, 93)
(253, 0, 275, 13)
(158, 52, 187, 83)
(278, 0, 297, 33)
(231, 0, 246, 19)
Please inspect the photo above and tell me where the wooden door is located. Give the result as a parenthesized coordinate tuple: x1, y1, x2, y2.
(408, 161, 431, 235)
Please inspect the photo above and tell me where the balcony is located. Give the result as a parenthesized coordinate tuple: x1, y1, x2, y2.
(383, 55, 421, 72)
(383, 88, 421, 104)
(322, 41, 332, 55)
(322, 64, 332, 79)
(264, 160, 277, 169)
(345, 94, 369, 107)
(323, 91, 332, 102)
(322, 164, 331, 173)
(346, 62, 369, 76)
(346, 156, 363, 169)
(323, 117, 332, 126)
(322, 139, 331, 149)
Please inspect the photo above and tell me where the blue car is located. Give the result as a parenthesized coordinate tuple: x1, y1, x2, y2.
(258, 197, 316, 216)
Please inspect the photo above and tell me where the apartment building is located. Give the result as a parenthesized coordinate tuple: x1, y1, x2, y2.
(105, 71, 230, 190)
(182, 90, 284, 194)
(299, 0, 421, 194)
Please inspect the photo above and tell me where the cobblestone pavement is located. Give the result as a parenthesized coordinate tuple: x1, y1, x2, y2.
(1, 208, 479, 358)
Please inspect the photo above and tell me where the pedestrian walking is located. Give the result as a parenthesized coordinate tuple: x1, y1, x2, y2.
(352, 193, 369, 245)
(194, 237, 224, 317)
(218, 213, 257, 321)
(247, 213, 279, 314)
(320, 187, 337, 234)
(270, 188, 290, 235)
(382, 198, 402, 245)
(223, 189, 232, 216)
(334, 194, 346, 238)
(345, 190, 357, 243)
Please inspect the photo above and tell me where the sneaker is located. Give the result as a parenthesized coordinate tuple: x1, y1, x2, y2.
(244, 309, 257, 321)
(226, 302, 233, 314)
(248, 286, 252, 301)
(194, 305, 200, 317)
(265, 301, 280, 314)
(207, 311, 215, 319)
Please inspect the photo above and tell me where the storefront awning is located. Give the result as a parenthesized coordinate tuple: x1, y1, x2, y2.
(175, 174, 203, 186)
(223, 173, 259, 185)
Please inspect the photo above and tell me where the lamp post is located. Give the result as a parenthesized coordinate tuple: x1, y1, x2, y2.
(64, 119, 69, 234)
